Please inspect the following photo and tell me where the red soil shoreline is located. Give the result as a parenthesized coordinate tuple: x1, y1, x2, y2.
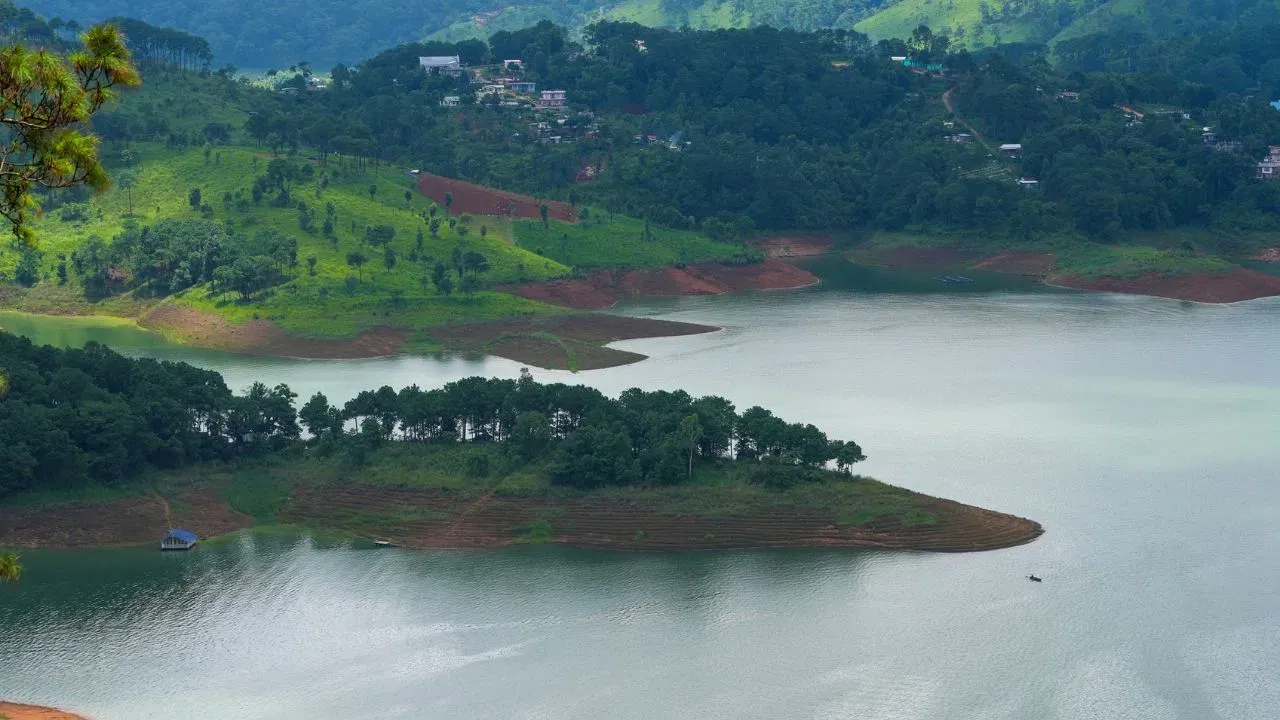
(855, 245, 1280, 303)
(501, 259, 820, 310)
(0, 486, 1042, 553)
(0, 702, 89, 720)
(1051, 268, 1280, 304)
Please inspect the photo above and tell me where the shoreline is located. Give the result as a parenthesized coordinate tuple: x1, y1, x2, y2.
(0, 481, 1042, 554)
(499, 258, 821, 311)
(851, 245, 1280, 304)
(0, 702, 89, 720)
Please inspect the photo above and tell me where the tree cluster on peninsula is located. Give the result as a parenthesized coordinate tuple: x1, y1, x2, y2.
(0, 334, 866, 498)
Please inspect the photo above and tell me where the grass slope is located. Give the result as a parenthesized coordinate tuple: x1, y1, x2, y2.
(512, 213, 749, 269)
(7, 143, 572, 340)
(855, 0, 1070, 46)
(854, 230, 1246, 279)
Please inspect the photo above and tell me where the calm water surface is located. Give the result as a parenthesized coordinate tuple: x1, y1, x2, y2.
(2, 266, 1279, 719)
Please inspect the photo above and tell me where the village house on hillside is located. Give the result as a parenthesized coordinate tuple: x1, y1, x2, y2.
(420, 55, 463, 77)
(999, 143, 1022, 157)
(1257, 146, 1280, 180)
(538, 89, 567, 109)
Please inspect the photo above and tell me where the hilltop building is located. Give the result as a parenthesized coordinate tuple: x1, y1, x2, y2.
(419, 56, 462, 77)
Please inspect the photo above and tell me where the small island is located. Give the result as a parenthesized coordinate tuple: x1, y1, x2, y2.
(0, 333, 1041, 553)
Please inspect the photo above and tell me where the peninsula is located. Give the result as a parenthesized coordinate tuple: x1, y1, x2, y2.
(0, 334, 1042, 554)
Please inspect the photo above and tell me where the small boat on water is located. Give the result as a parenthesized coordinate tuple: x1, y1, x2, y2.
(1027, 574, 1043, 582)
(935, 275, 976, 284)
(374, 540, 397, 548)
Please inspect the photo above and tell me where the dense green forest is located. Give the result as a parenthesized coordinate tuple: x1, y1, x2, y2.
(0, 333, 865, 497)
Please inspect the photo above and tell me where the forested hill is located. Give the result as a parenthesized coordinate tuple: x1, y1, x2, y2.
(213, 19, 1280, 248)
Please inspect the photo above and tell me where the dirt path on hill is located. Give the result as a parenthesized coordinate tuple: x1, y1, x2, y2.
(942, 88, 992, 151)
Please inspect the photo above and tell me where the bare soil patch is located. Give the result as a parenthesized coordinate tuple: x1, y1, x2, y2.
(972, 251, 1057, 276)
(430, 313, 716, 369)
(416, 172, 575, 222)
(281, 485, 1042, 552)
(501, 259, 819, 311)
(140, 303, 406, 359)
(0, 490, 249, 549)
(1053, 268, 1280, 303)
(0, 702, 88, 720)
(751, 233, 835, 258)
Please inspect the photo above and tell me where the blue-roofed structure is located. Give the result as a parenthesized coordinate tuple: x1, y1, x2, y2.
(161, 528, 198, 551)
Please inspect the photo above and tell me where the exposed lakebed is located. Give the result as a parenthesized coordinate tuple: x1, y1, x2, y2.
(2, 271, 1279, 719)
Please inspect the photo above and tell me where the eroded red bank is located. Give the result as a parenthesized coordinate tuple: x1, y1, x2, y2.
(501, 259, 819, 310)
(1052, 268, 1280, 304)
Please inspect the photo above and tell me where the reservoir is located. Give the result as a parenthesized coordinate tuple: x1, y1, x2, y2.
(2, 270, 1279, 719)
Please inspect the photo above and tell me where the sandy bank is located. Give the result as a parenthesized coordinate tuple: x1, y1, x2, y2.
(1053, 268, 1280, 304)
(501, 259, 819, 310)
(0, 702, 88, 720)
(140, 303, 407, 359)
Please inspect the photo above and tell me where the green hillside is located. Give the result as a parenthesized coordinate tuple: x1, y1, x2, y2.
(855, 0, 1097, 47)
(0, 66, 745, 351)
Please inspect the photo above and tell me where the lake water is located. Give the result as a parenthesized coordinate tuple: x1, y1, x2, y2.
(2, 265, 1279, 719)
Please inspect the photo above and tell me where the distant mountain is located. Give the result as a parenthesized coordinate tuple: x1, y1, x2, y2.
(17, 0, 506, 68)
(18, 0, 1280, 69)
(854, 0, 1280, 49)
